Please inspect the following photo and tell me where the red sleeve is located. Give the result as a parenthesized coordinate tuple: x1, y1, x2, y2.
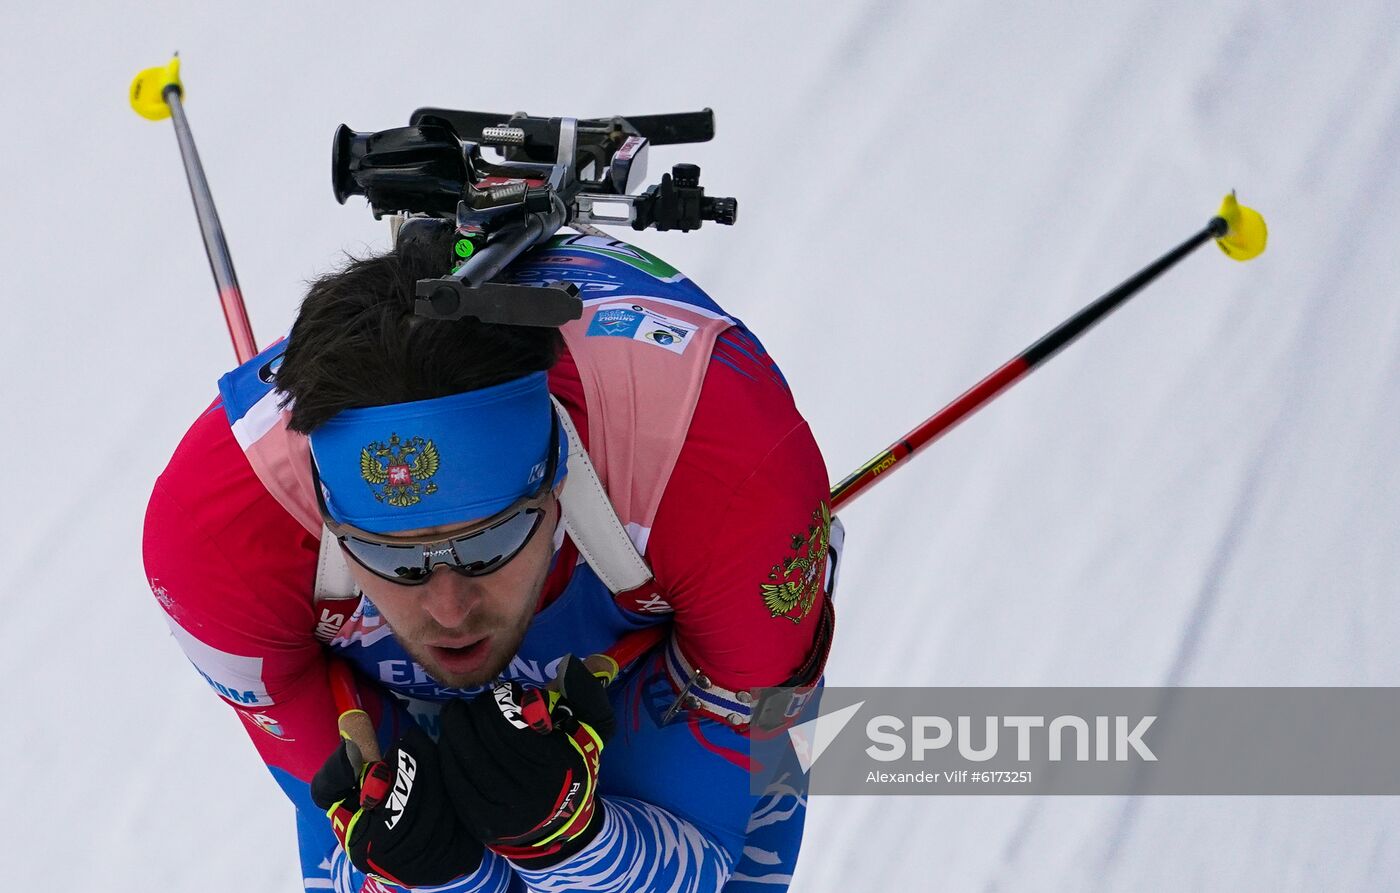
(143, 401, 384, 783)
(647, 329, 832, 691)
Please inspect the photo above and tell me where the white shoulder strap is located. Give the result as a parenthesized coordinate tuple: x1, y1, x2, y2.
(312, 398, 653, 603)
(314, 526, 358, 602)
(552, 396, 654, 593)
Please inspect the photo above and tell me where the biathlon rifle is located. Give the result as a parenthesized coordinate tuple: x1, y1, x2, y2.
(331, 107, 736, 329)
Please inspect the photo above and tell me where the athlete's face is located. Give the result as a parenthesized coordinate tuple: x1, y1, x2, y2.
(345, 489, 562, 689)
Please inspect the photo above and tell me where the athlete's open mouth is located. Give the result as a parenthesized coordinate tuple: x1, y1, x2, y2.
(437, 640, 484, 654)
(429, 637, 491, 676)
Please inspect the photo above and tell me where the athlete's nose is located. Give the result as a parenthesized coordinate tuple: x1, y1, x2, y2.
(418, 570, 479, 629)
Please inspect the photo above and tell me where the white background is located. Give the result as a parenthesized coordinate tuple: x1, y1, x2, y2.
(3, 2, 1398, 890)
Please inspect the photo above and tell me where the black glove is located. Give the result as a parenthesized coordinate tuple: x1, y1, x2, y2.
(439, 655, 618, 869)
(311, 725, 484, 888)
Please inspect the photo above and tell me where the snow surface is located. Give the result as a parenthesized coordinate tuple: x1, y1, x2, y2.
(4, 2, 1400, 890)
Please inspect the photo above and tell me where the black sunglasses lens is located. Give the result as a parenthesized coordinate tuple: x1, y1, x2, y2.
(341, 539, 430, 584)
(339, 508, 545, 584)
(448, 509, 544, 576)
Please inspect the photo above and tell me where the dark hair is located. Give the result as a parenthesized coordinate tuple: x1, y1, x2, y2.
(277, 224, 563, 434)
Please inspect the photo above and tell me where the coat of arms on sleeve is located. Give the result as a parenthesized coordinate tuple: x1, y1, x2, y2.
(761, 501, 832, 623)
(360, 433, 440, 508)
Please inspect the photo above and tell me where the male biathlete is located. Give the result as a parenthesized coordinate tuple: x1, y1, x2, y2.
(144, 223, 839, 892)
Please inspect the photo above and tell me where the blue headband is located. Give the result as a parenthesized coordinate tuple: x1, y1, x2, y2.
(308, 371, 567, 534)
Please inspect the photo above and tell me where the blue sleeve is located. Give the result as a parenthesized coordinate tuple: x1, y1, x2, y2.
(513, 651, 813, 892)
(267, 764, 344, 889)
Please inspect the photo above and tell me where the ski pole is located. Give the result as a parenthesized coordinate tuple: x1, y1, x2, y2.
(829, 193, 1268, 511)
(131, 54, 365, 761)
(328, 660, 382, 766)
(130, 55, 258, 364)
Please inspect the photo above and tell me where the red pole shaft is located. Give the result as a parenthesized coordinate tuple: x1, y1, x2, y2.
(830, 357, 1030, 510)
(830, 219, 1223, 511)
(328, 660, 382, 764)
(218, 285, 258, 364)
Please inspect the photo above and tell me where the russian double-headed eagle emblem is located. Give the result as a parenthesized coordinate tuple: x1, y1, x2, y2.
(360, 433, 440, 507)
(761, 502, 831, 623)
